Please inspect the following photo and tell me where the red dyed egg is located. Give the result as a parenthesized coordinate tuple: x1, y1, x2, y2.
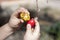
(27, 19, 35, 28)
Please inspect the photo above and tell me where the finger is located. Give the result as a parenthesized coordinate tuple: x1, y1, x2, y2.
(14, 18, 24, 25)
(33, 19, 40, 35)
(16, 19, 24, 27)
(20, 19, 24, 23)
(34, 17, 38, 20)
(11, 8, 30, 17)
(26, 24, 32, 34)
(18, 7, 30, 14)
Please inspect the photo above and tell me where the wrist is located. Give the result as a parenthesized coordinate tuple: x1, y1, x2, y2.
(0, 23, 13, 40)
(6, 23, 13, 31)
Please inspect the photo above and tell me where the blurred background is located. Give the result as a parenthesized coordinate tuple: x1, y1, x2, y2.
(0, 0, 60, 40)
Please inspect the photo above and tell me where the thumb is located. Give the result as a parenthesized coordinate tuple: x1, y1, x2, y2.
(26, 24, 32, 33)
(20, 19, 24, 23)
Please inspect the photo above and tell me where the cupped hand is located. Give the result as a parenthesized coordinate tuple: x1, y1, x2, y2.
(24, 18, 40, 40)
(8, 8, 29, 28)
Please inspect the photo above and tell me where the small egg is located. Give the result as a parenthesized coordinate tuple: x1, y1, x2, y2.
(27, 19, 35, 28)
(20, 12, 30, 21)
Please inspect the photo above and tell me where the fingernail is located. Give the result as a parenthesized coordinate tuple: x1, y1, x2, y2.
(27, 24, 31, 29)
(20, 19, 24, 23)
(34, 17, 38, 20)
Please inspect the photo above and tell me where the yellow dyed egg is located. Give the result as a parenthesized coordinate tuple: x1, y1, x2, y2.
(20, 12, 30, 21)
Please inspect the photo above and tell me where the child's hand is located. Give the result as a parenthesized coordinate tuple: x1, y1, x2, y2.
(24, 18, 40, 40)
(8, 8, 29, 28)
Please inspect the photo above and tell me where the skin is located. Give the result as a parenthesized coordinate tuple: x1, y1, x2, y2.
(24, 18, 40, 40)
(0, 8, 40, 40)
